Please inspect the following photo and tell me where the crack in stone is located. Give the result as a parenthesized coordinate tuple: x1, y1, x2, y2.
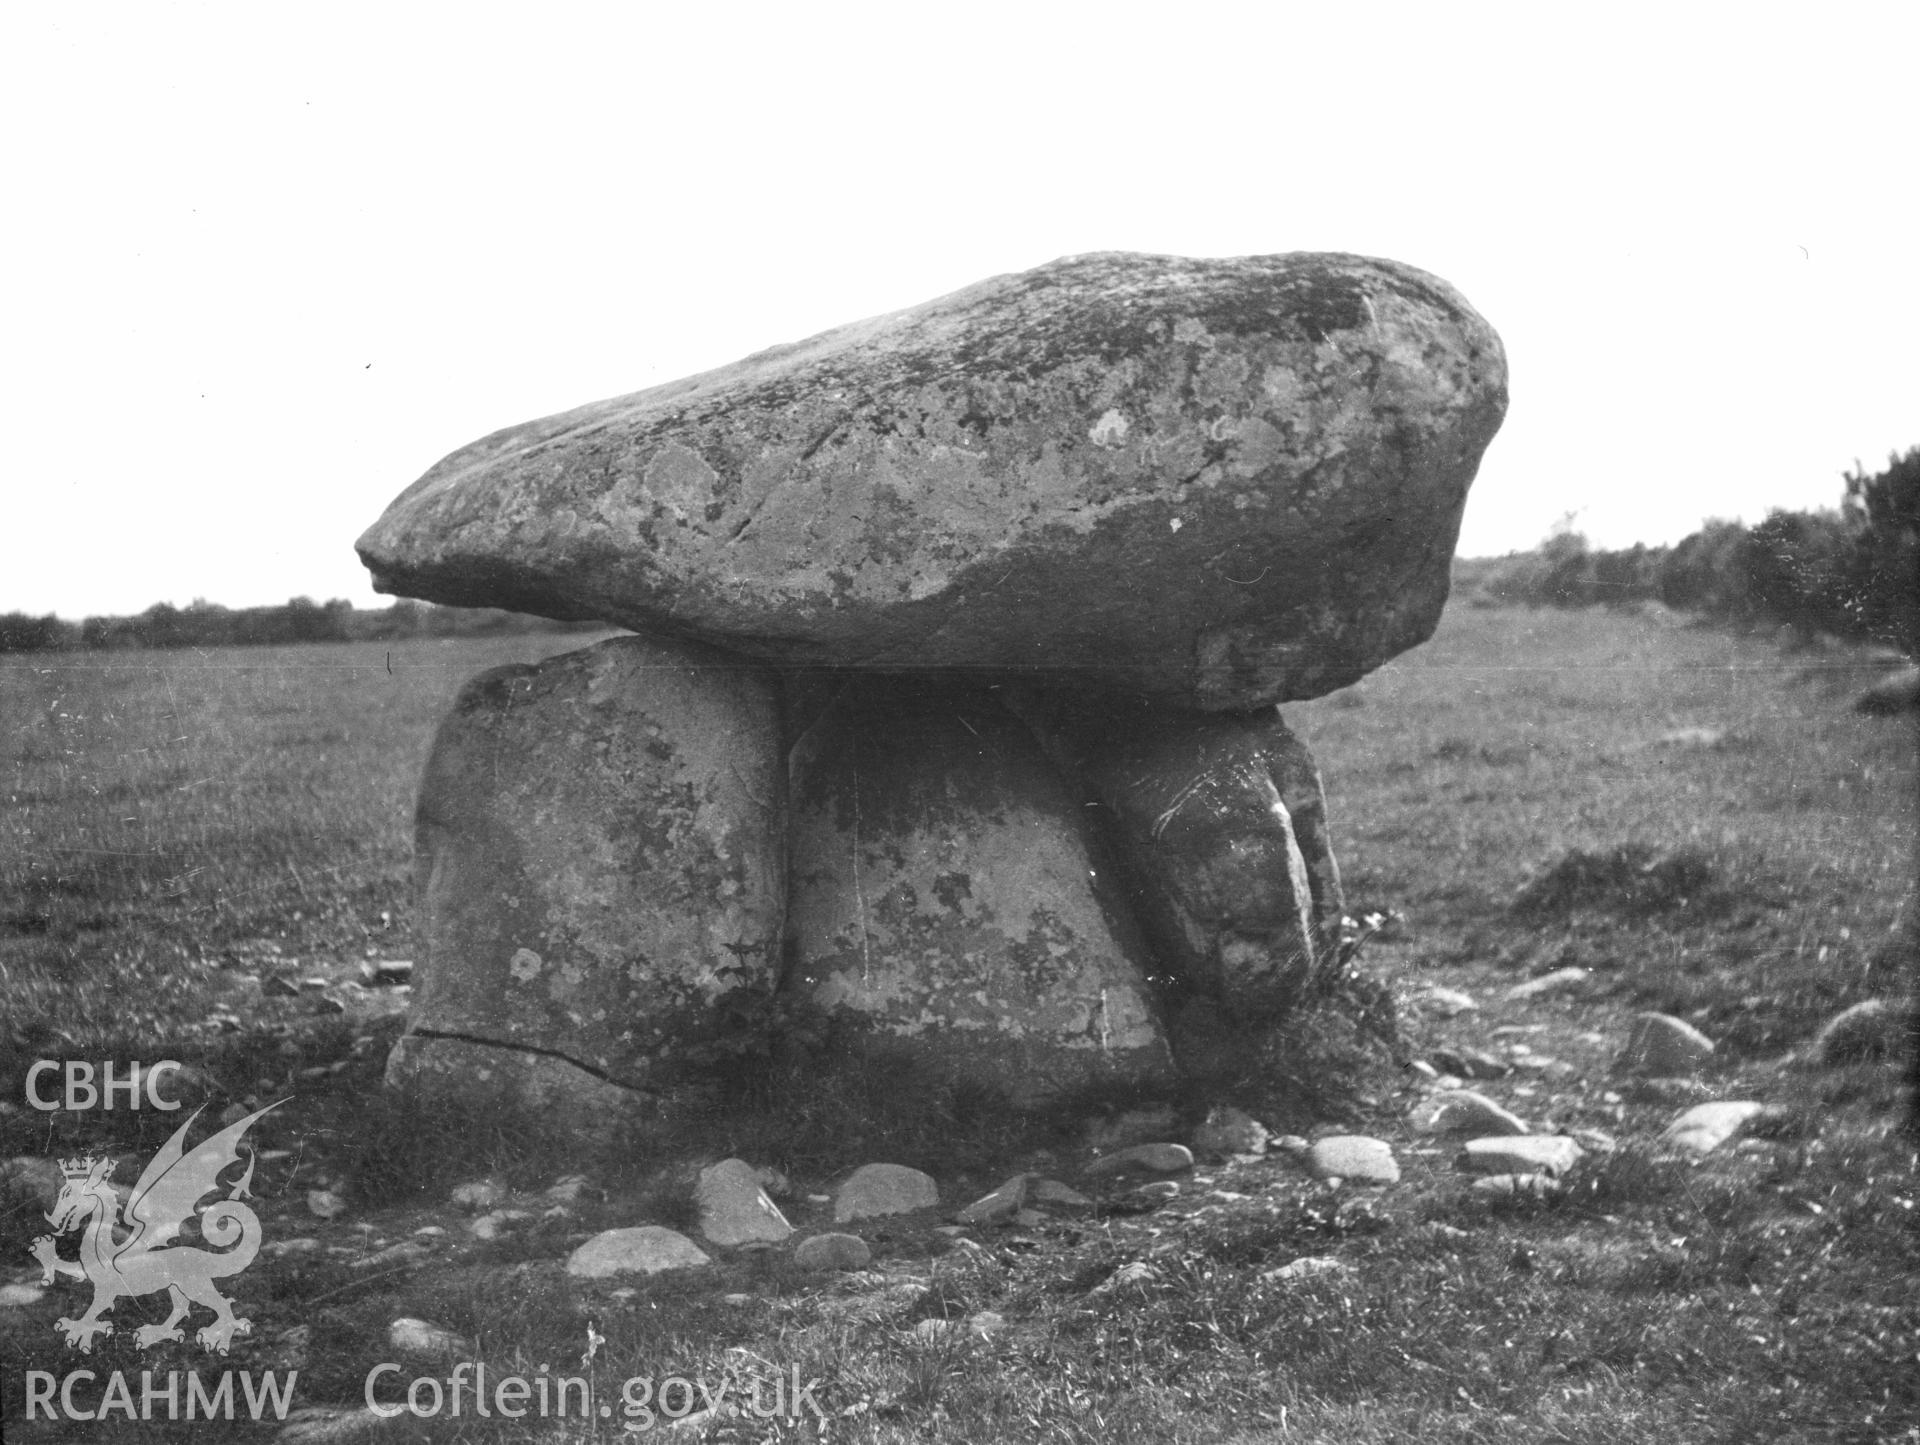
(407, 1027, 656, 1096)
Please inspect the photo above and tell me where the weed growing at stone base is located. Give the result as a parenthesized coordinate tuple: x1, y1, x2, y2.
(1, 606, 1914, 1443)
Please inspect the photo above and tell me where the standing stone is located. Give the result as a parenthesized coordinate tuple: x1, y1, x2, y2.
(1616, 1013, 1716, 1075)
(1011, 691, 1328, 1017)
(787, 676, 1175, 1106)
(357, 251, 1507, 712)
(694, 1159, 793, 1246)
(387, 635, 785, 1109)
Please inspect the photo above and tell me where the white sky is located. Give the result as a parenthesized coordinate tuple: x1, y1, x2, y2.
(4, 3, 1915, 618)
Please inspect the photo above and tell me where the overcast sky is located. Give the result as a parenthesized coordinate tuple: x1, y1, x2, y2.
(4, 3, 1915, 619)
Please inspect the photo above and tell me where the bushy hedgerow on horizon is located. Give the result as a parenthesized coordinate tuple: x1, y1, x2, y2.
(1464, 446, 1918, 655)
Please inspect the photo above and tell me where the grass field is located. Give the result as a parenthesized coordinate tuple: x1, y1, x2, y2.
(1, 605, 1914, 1443)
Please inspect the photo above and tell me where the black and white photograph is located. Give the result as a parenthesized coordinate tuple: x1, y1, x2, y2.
(3, 5, 1915, 1441)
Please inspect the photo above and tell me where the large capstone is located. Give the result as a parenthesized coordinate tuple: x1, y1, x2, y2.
(388, 634, 785, 1102)
(785, 676, 1175, 1105)
(357, 251, 1506, 710)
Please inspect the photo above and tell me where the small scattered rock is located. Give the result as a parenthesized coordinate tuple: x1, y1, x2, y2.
(1029, 1178, 1094, 1212)
(834, 1163, 940, 1223)
(1617, 1012, 1715, 1075)
(449, 1180, 504, 1212)
(1192, 1105, 1270, 1159)
(1504, 967, 1590, 1002)
(264, 976, 301, 998)
(1093, 1261, 1157, 1293)
(349, 1241, 431, 1271)
(388, 1317, 471, 1358)
(274, 1406, 390, 1444)
(468, 1209, 534, 1241)
(1660, 1101, 1768, 1156)
(566, 1226, 712, 1279)
(1457, 1136, 1583, 1177)
(1471, 1173, 1562, 1201)
(1807, 998, 1904, 1065)
(1416, 986, 1480, 1017)
(1414, 1090, 1529, 1137)
(1260, 1256, 1354, 1283)
(1084, 1143, 1194, 1178)
(544, 1175, 591, 1205)
(265, 1238, 323, 1259)
(305, 1189, 347, 1221)
(966, 1309, 1008, 1338)
(1656, 726, 1725, 748)
(1429, 1046, 1510, 1080)
(1272, 1135, 1312, 1157)
(957, 1175, 1030, 1225)
(695, 1158, 794, 1245)
(0, 1283, 47, 1308)
(794, 1233, 872, 1272)
(1129, 1180, 1181, 1202)
(1854, 664, 1920, 716)
(1306, 1136, 1399, 1185)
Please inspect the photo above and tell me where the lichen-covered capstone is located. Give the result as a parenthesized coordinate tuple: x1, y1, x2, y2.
(786, 676, 1175, 1105)
(357, 251, 1506, 710)
(387, 634, 785, 1104)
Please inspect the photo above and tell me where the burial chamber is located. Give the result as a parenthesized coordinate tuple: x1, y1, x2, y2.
(357, 250, 1507, 1118)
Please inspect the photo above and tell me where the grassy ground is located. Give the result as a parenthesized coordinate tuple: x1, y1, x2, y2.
(0, 606, 1914, 1443)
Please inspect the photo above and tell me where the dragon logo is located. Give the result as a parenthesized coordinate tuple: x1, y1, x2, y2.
(30, 1101, 283, 1355)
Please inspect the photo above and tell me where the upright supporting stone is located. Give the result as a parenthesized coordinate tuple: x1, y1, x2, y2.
(388, 635, 786, 1114)
(1264, 709, 1347, 963)
(786, 676, 1175, 1107)
(1009, 689, 1323, 1018)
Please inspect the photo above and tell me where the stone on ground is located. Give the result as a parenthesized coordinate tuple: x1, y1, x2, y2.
(388, 635, 785, 1108)
(1660, 1101, 1768, 1156)
(358, 250, 1507, 712)
(1457, 1136, 1583, 1177)
(833, 1163, 940, 1223)
(1085, 1143, 1195, 1178)
(1414, 1090, 1529, 1137)
(793, 1233, 872, 1272)
(1808, 998, 1904, 1065)
(1616, 1012, 1715, 1074)
(566, 1226, 712, 1279)
(389, 1317, 472, 1358)
(787, 676, 1174, 1106)
(957, 1175, 1030, 1225)
(1261, 1256, 1355, 1282)
(694, 1158, 793, 1246)
(1504, 967, 1590, 1002)
(1306, 1135, 1399, 1184)
(1193, 1105, 1270, 1158)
